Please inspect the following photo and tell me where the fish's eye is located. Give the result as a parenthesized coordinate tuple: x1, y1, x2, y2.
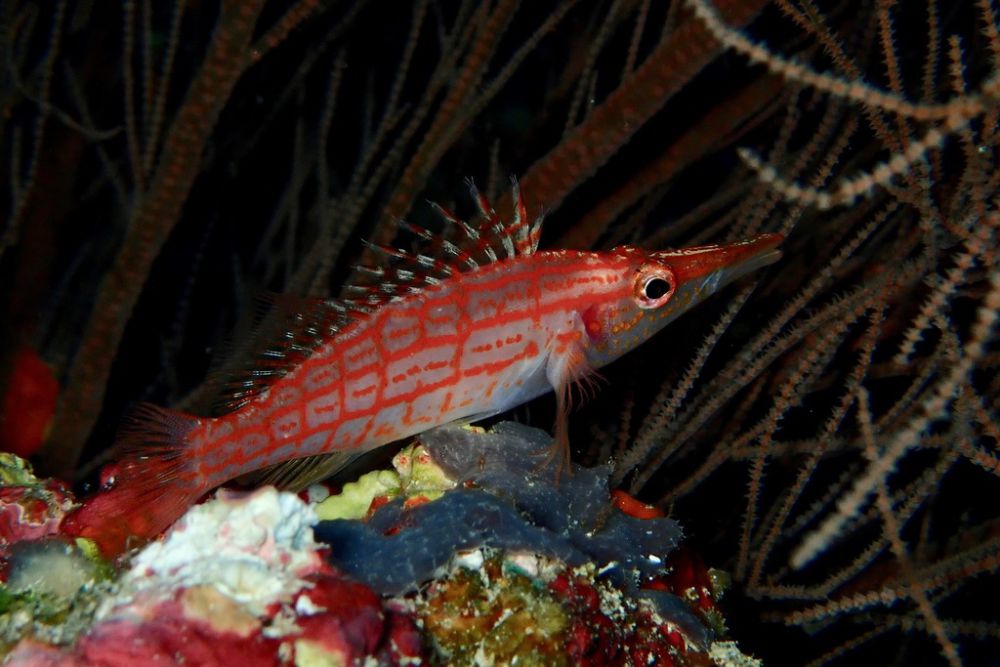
(643, 277, 672, 300)
(634, 269, 675, 308)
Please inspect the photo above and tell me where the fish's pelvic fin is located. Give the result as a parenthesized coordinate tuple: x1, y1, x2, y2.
(544, 333, 600, 478)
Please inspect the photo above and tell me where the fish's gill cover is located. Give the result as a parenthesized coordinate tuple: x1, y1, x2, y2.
(314, 422, 697, 638)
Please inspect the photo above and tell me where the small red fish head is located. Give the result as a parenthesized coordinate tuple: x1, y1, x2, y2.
(583, 234, 783, 366)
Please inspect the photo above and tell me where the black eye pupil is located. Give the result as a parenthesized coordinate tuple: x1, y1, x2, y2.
(644, 277, 671, 300)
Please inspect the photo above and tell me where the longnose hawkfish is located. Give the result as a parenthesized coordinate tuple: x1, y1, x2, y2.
(64, 183, 783, 557)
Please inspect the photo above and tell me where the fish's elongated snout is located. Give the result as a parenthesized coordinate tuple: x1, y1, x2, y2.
(709, 232, 784, 287)
(654, 233, 784, 289)
(590, 232, 785, 368)
(645, 233, 784, 326)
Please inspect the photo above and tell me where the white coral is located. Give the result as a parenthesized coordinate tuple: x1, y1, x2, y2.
(102, 487, 321, 617)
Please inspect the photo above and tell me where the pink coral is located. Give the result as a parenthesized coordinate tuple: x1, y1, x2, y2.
(0, 479, 73, 552)
(291, 572, 423, 664)
(6, 588, 280, 667)
(4, 486, 422, 665)
(7, 570, 423, 666)
(549, 571, 690, 667)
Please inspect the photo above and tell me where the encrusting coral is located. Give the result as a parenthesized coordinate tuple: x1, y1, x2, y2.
(1, 424, 758, 666)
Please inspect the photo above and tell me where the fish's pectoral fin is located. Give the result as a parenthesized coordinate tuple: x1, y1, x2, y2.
(544, 332, 601, 478)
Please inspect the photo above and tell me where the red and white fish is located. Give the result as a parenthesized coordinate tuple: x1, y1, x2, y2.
(64, 184, 782, 556)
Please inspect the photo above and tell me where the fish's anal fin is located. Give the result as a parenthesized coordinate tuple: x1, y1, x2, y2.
(244, 451, 360, 492)
(251, 406, 509, 491)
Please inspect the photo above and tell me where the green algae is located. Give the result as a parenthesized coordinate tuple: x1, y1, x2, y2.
(0, 453, 39, 487)
(0, 540, 116, 655)
(315, 441, 456, 521)
(315, 468, 401, 520)
(0, 578, 116, 654)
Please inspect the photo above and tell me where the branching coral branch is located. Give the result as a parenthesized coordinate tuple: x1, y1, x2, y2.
(793, 224, 1000, 570)
(521, 0, 769, 239)
(40, 0, 315, 476)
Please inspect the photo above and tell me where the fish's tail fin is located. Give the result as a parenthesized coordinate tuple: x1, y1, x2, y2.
(63, 404, 207, 558)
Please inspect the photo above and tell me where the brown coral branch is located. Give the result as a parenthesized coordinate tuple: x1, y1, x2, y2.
(41, 0, 269, 477)
(519, 0, 770, 235)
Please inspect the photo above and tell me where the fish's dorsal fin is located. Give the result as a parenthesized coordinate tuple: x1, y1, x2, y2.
(343, 180, 543, 308)
(227, 184, 543, 480)
(209, 181, 540, 423)
(208, 294, 365, 415)
(208, 182, 540, 417)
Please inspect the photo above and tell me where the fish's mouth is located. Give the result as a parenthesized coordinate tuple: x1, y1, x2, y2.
(714, 233, 783, 287)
